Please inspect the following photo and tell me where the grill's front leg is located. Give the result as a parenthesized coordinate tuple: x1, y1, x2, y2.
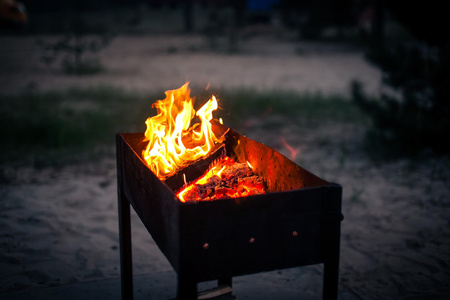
(177, 276, 197, 300)
(218, 277, 232, 288)
(322, 217, 342, 300)
(118, 192, 133, 300)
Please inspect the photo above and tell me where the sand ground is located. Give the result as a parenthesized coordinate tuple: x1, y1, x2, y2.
(1, 33, 450, 299)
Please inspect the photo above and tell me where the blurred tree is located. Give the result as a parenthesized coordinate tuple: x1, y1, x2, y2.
(36, 0, 114, 75)
(204, 0, 245, 53)
(370, 0, 384, 44)
(278, 0, 357, 39)
(352, 1, 450, 157)
(183, 0, 193, 33)
(228, 0, 246, 52)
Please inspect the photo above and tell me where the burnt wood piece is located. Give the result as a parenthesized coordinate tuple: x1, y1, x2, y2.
(116, 125, 343, 300)
(164, 143, 226, 191)
(181, 159, 265, 202)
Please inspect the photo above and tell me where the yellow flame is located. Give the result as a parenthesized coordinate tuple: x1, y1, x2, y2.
(142, 83, 221, 179)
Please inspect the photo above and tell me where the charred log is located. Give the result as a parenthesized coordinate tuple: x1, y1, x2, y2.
(178, 157, 266, 202)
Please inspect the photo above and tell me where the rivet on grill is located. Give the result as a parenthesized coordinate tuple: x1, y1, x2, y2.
(249, 237, 255, 243)
(203, 243, 209, 250)
(292, 231, 298, 237)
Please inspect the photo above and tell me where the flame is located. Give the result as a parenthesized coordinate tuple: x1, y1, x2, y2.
(280, 137, 301, 160)
(142, 83, 222, 179)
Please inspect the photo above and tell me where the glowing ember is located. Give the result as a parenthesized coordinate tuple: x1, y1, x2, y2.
(177, 156, 266, 202)
(142, 83, 223, 179)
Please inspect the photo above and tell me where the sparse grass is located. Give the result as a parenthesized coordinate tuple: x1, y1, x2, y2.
(62, 57, 105, 75)
(0, 86, 364, 168)
(349, 186, 364, 204)
(0, 87, 164, 168)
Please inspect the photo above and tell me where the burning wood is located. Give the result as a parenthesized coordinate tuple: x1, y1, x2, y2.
(177, 156, 266, 202)
(141, 83, 267, 202)
(142, 82, 223, 180)
(142, 83, 265, 202)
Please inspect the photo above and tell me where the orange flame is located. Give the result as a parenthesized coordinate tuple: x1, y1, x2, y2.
(280, 137, 301, 160)
(142, 83, 222, 179)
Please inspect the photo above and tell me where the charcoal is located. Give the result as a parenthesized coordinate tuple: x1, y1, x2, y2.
(221, 163, 252, 179)
(179, 157, 266, 202)
(238, 176, 264, 187)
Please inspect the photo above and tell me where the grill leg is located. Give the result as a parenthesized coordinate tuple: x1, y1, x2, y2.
(323, 258, 339, 299)
(118, 192, 133, 300)
(218, 277, 232, 288)
(177, 276, 197, 300)
(322, 221, 341, 300)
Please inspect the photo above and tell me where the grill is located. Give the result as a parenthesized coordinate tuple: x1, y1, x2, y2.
(116, 123, 343, 300)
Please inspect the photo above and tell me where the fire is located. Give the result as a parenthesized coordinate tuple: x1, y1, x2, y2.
(142, 83, 266, 201)
(142, 83, 222, 179)
(280, 137, 301, 160)
(177, 156, 266, 202)
(177, 158, 232, 202)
